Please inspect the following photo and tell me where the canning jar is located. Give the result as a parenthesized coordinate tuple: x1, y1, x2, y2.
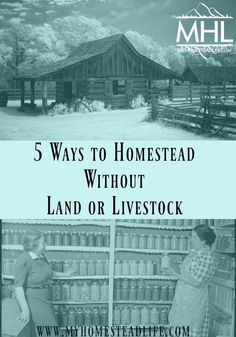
(101, 307, 108, 325)
(95, 233, 103, 247)
(160, 285, 168, 301)
(84, 307, 92, 325)
(96, 260, 104, 275)
(150, 307, 159, 325)
(63, 260, 72, 273)
(122, 260, 130, 275)
(88, 260, 96, 276)
(87, 232, 95, 246)
(54, 231, 62, 246)
(104, 260, 109, 275)
(144, 285, 152, 300)
(146, 261, 154, 275)
(138, 260, 146, 275)
(101, 281, 109, 301)
(121, 306, 131, 325)
(62, 231, 71, 246)
(71, 282, 80, 302)
(115, 260, 122, 275)
(53, 281, 61, 301)
(123, 233, 131, 248)
(168, 285, 175, 301)
(130, 260, 138, 275)
(152, 285, 160, 301)
(116, 232, 123, 248)
(80, 232, 87, 246)
(121, 285, 129, 300)
(91, 281, 101, 301)
(129, 286, 137, 300)
(113, 306, 121, 325)
(131, 307, 140, 325)
(103, 233, 110, 247)
(61, 282, 70, 301)
(171, 235, 179, 250)
(71, 232, 78, 246)
(138, 234, 146, 249)
(147, 235, 155, 249)
(68, 307, 76, 325)
(137, 286, 145, 300)
(93, 307, 100, 326)
(160, 308, 168, 324)
(155, 235, 162, 250)
(80, 282, 90, 301)
(80, 260, 88, 276)
(130, 234, 138, 249)
(76, 307, 84, 325)
(140, 306, 149, 325)
(46, 231, 54, 246)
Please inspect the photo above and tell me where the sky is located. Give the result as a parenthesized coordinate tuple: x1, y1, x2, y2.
(0, 0, 236, 46)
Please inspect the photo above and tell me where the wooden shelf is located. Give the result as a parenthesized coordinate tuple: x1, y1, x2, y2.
(2, 245, 110, 252)
(2, 274, 109, 280)
(114, 275, 177, 280)
(211, 277, 234, 289)
(2, 219, 111, 227)
(52, 301, 108, 305)
(116, 221, 194, 230)
(114, 300, 172, 304)
(115, 248, 189, 254)
(215, 250, 235, 256)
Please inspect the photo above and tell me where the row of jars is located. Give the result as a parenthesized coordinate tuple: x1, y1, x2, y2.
(215, 234, 235, 252)
(114, 258, 181, 276)
(215, 256, 235, 281)
(114, 280, 175, 302)
(52, 281, 109, 302)
(2, 230, 110, 247)
(114, 306, 169, 325)
(116, 232, 190, 251)
(2, 258, 109, 276)
(55, 306, 108, 326)
(209, 284, 234, 312)
(117, 219, 207, 226)
(50, 259, 109, 276)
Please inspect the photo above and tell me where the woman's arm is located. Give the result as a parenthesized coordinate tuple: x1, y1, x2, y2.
(53, 270, 76, 277)
(167, 267, 201, 288)
(15, 287, 30, 323)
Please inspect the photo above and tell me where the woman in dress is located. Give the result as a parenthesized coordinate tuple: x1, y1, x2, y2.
(163, 224, 217, 337)
(14, 230, 75, 337)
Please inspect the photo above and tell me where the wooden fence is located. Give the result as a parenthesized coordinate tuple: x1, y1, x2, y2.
(7, 89, 56, 100)
(172, 84, 236, 103)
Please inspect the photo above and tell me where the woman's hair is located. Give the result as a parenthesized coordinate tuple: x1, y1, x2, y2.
(22, 231, 44, 251)
(193, 224, 216, 246)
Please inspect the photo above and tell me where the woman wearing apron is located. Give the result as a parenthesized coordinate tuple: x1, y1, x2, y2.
(162, 224, 217, 337)
(14, 230, 75, 337)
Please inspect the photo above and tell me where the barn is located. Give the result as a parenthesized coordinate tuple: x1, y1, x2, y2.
(182, 65, 236, 85)
(18, 34, 179, 111)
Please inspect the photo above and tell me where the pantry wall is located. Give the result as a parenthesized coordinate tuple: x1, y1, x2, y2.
(1, 219, 235, 337)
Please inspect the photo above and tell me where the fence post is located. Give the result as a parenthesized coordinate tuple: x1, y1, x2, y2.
(223, 83, 226, 101)
(190, 83, 192, 103)
(168, 79, 173, 101)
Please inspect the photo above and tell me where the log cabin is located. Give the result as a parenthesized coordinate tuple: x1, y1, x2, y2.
(18, 34, 180, 111)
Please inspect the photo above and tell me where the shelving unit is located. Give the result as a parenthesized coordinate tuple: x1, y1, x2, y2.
(2, 219, 235, 333)
(209, 220, 235, 337)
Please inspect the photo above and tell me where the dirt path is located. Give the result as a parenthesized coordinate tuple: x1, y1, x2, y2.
(0, 101, 212, 140)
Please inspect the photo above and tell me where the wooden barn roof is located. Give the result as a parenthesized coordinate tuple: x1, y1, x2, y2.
(18, 34, 179, 80)
(183, 65, 236, 83)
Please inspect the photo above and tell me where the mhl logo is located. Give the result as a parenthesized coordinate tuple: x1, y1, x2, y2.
(175, 2, 234, 59)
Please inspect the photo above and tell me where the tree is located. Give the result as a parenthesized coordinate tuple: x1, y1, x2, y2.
(0, 42, 14, 89)
(52, 14, 118, 52)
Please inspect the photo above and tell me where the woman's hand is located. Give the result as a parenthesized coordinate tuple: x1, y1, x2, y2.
(17, 308, 30, 323)
(162, 265, 176, 276)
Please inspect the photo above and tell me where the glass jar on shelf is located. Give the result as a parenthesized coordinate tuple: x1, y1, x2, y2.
(147, 234, 155, 250)
(116, 232, 123, 248)
(87, 260, 96, 276)
(87, 232, 95, 246)
(80, 281, 90, 301)
(100, 307, 108, 325)
(115, 260, 122, 275)
(152, 285, 160, 301)
(95, 260, 104, 275)
(123, 233, 131, 248)
(138, 260, 146, 275)
(121, 306, 131, 325)
(76, 307, 84, 325)
(146, 261, 154, 275)
(93, 307, 100, 326)
(101, 281, 109, 301)
(96, 232, 104, 247)
(131, 306, 140, 325)
(104, 260, 109, 275)
(62, 231, 71, 246)
(71, 232, 78, 246)
(130, 260, 138, 275)
(155, 235, 162, 250)
(80, 232, 87, 246)
(71, 281, 80, 302)
(140, 306, 149, 325)
(113, 306, 121, 325)
(103, 232, 110, 247)
(130, 234, 139, 249)
(84, 307, 92, 325)
(144, 285, 152, 300)
(80, 260, 88, 276)
(91, 281, 101, 301)
(68, 307, 76, 325)
(122, 260, 130, 275)
(138, 234, 147, 249)
(129, 285, 137, 300)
